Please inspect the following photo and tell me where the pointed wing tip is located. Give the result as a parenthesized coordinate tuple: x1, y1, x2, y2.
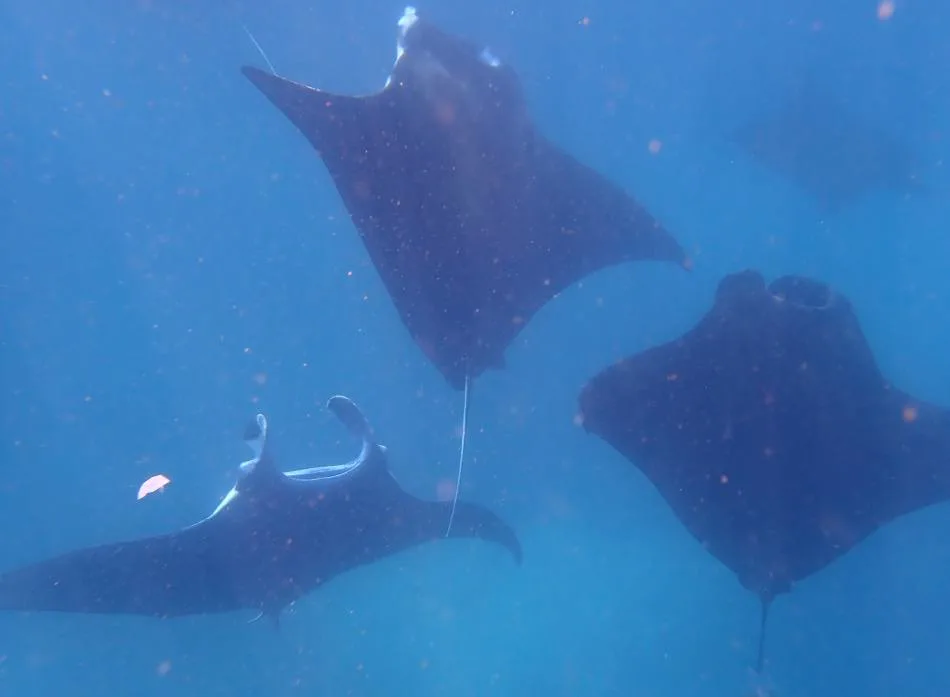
(240, 65, 278, 98)
(241, 65, 280, 91)
(240, 65, 302, 92)
(511, 541, 524, 566)
(644, 223, 691, 271)
(240, 64, 262, 80)
(495, 523, 524, 566)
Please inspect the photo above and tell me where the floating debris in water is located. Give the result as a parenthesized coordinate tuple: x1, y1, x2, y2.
(137, 474, 171, 500)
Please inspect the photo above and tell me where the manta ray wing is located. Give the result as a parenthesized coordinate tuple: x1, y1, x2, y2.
(730, 81, 926, 212)
(0, 521, 238, 616)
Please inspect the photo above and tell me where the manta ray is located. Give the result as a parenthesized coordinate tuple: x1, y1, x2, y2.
(242, 7, 687, 391)
(0, 396, 521, 621)
(730, 81, 927, 212)
(578, 270, 950, 669)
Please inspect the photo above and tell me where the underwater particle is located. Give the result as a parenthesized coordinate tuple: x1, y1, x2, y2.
(902, 405, 918, 422)
(137, 474, 171, 500)
(156, 660, 172, 676)
(877, 0, 895, 20)
(647, 139, 663, 154)
(436, 478, 457, 502)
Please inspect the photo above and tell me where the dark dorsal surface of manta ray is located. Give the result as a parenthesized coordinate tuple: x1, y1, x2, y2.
(729, 81, 926, 213)
(577, 270, 950, 669)
(0, 396, 521, 621)
(241, 6, 688, 390)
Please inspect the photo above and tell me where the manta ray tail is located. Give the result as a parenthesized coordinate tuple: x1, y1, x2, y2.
(756, 595, 772, 673)
(444, 373, 471, 537)
(241, 65, 371, 163)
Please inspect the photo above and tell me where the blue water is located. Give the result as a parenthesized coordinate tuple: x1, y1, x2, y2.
(2, 0, 949, 695)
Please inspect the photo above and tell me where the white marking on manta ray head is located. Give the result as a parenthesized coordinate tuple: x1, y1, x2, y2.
(398, 6, 419, 37)
(283, 396, 385, 485)
(191, 411, 268, 525)
(479, 47, 501, 68)
(196, 413, 270, 524)
(387, 6, 420, 88)
(239, 413, 268, 477)
(282, 442, 386, 484)
(205, 487, 239, 520)
(385, 5, 503, 92)
(193, 399, 387, 526)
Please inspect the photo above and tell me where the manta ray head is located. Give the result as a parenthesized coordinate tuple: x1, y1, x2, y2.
(388, 6, 525, 127)
(713, 269, 770, 314)
(768, 275, 838, 312)
(715, 270, 850, 318)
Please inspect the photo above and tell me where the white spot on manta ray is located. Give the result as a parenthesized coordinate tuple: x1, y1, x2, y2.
(385, 6, 502, 89)
(479, 48, 501, 67)
(196, 400, 377, 525)
(387, 6, 420, 87)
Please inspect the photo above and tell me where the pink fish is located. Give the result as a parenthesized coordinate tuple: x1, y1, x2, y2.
(137, 474, 171, 500)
